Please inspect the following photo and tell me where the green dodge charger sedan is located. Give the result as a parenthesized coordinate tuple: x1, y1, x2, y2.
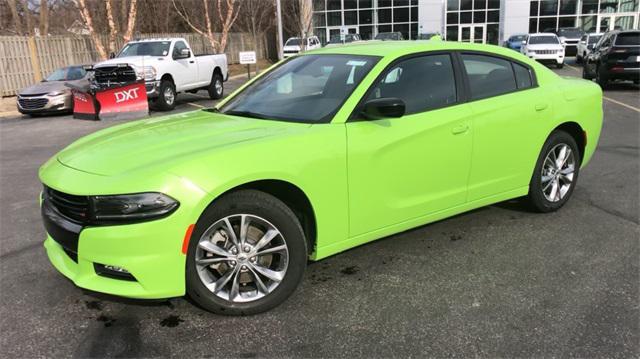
(40, 40, 602, 315)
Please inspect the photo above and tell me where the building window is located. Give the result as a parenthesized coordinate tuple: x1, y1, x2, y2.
(444, 0, 502, 45)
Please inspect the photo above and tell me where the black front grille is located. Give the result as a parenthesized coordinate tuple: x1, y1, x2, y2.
(18, 97, 48, 109)
(94, 65, 137, 87)
(45, 186, 91, 224)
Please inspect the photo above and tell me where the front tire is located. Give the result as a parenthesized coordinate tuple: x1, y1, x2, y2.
(208, 73, 224, 100)
(596, 65, 609, 89)
(556, 62, 564, 69)
(526, 131, 580, 213)
(155, 80, 176, 111)
(186, 190, 307, 315)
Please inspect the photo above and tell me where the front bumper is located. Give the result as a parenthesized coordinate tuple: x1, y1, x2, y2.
(144, 80, 160, 98)
(39, 160, 212, 299)
(17, 93, 72, 114)
(527, 52, 564, 64)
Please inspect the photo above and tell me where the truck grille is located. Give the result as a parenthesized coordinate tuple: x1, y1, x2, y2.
(94, 65, 137, 88)
(534, 50, 558, 55)
(44, 186, 91, 224)
(18, 96, 48, 109)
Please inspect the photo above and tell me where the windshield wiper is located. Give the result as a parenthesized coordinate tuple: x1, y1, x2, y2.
(224, 110, 269, 120)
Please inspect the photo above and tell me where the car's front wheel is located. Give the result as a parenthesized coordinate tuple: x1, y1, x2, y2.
(526, 130, 580, 213)
(155, 80, 177, 111)
(596, 65, 609, 89)
(186, 190, 307, 315)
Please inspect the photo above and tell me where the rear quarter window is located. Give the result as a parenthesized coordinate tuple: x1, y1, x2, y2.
(461, 54, 517, 100)
(615, 33, 640, 46)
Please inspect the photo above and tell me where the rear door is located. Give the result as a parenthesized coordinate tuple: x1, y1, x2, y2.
(460, 53, 547, 201)
(346, 53, 473, 237)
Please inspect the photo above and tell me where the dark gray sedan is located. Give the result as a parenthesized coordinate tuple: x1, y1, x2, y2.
(17, 65, 90, 116)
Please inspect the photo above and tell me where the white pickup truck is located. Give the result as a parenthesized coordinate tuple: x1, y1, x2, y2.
(93, 38, 228, 110)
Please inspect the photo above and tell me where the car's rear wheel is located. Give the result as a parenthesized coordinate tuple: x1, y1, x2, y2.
(186, 190, 307, 315)
(208, 73, 224, 100)
(526, 131, 580, 213)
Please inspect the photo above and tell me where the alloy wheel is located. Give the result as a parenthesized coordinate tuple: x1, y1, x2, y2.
(164, 86, 175, 105)
(195, 214, 289, 303)
(541, 143, 576, 202)
(215, 79, 223, 95)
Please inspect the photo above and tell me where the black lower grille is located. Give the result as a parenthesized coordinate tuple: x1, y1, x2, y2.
(18, 97, 48, 109)
(44, 186, 90, 224)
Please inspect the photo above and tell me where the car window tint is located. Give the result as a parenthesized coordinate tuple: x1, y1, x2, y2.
(461, 54, 517, 99)
(366, 54, 457, 115)
(173, 41, 188, 57)
(512, 63, 532, 89)
(615, 32, 640, 46)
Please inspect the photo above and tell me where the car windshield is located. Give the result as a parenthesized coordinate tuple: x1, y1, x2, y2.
(589, 34, 602, 44)
(529, 36, 559, 44)
(44, 66, 86, 81)
(118, 41, 171, 57)
(220, 54, 379, 123)
(510, 35, 526, 41)
(329, 34, 359, 43)
(615, 32, 640, 46)
(558, 28, 583, 38)
(285, 38, 301, 46)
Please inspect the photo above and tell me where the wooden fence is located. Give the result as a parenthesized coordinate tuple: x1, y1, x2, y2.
(0, 32, 273, 97)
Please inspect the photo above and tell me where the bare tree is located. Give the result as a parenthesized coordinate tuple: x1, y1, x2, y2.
(23, 0, 35, 35)
(7, 0, 24, 35)
(105, 0, 117, 52)
(282, 0, 313, 51)
(172, 0, 242, 53)
(73, 0, 108, 59)
(234, 0, 274, 69)
(39, 0, 49, 35)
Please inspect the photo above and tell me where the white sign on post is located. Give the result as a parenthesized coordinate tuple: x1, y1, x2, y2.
(340, 26, 348, 41)
(239, 51, 257, 65)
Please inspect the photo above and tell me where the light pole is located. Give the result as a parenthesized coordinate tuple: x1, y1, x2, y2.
(276, 0, 284, 60)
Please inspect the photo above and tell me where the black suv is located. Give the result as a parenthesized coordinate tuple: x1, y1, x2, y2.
(583, 30, 640, 88)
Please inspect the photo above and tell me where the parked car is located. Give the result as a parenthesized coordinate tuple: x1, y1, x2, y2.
(40, 41, 602, 315)
(93, 38, 228, 111)
(17, 65, 90, 116)
(576, 33, 603, 63)
(374, 32, 403, 41)
(325, 33, 362, 47)
(283, 36, 322, 58)
(583, 30, 640, 87)
(521, 33, 565, 68)
(544, 27, 584, 56)
(417, 33, 441, 40)
(504, 34, 527, 51)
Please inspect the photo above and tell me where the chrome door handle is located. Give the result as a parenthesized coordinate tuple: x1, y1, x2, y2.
(535, 103, 548, 111)
(451, 124, 469, 135)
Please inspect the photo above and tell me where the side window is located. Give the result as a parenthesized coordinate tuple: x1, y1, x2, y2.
(512, 62, 533, 89)
(173, 41, 188, 58)
(461, 54, 517, 99)
(366, 54, 457, 115)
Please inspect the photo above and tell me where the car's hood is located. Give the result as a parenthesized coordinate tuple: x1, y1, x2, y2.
(95, 55, 160, 68)
(527, 44, 564, 51)
(57, 110, 311, 176)
(19, 80, 86, 95)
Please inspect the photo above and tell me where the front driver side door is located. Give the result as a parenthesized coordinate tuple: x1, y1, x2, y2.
(172, 40, 198, 90)
(346, 53, 473, 237)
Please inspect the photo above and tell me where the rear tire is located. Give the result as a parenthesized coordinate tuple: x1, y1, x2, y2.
(526, 130, 580, 213)
(186, 190, 307, 315)
(155, 80, 176, 111)
(208, 73, 224, 100)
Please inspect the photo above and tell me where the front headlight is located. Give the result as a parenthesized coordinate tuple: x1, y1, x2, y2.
(91, 192, 178, 223)
(134, 65, 157, 82)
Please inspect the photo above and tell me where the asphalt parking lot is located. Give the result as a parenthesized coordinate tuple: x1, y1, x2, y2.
(0, 61, 638, 358)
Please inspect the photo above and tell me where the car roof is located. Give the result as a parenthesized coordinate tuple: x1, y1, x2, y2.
(307, 40, 529, 59)
(529, 33, 558, 37)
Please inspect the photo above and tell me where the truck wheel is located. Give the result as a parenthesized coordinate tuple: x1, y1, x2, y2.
(208, 73, 224, 100)
(156, 80, 176, 111)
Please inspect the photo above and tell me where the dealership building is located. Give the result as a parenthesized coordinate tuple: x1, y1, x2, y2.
(312, 0, 640, 45)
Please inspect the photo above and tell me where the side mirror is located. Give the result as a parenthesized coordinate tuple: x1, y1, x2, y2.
(180, 48, 191, 57)
(587, 44, 594, 50)
(361, 98, 405, 120)
(109, 52, 116, 59)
